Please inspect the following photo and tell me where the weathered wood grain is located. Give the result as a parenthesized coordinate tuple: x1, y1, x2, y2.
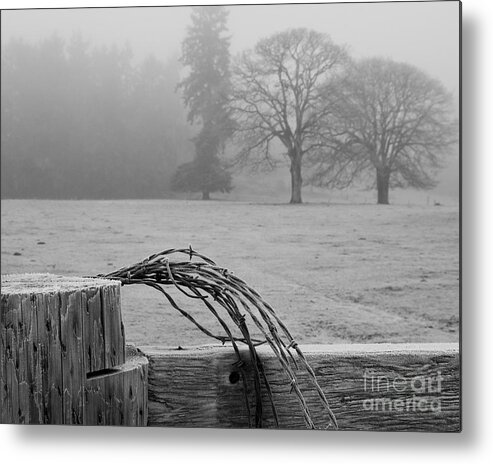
(19, 294, 38, 423)
(37, 292, 64, 424)
(1, 293, 20, 424)
(101, 284, 125, 368)
(59, 290, 85, 424)
(0, 294, 7, 422)
(142, 343, 460, 432)
(145, 346, 220, 427)
(85, 347, 148, 426)
(122, 347, 148, 426)
(0, 274, 143, 425)
(82, 287, 103, 373)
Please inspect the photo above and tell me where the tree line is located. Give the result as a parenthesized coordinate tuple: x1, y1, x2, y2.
(176, 7, 458, 204)
(1, 34, 193, 198)
(1, 6, 458, 204)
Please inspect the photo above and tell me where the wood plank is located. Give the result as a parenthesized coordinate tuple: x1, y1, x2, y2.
(33, 293, 47, 424)
(60, 290, 85, 424)
(39, 292, 64, 424)
(84, 346, 148, 426)
(141, 343, 460, 432)
(19, 294, 39, 423)
(82, 287, 105, 373)
(145, 346, 222, 427)
(5, 294, 21, 424)
(0, 294, 9, 423)
(120, 346, 148, 426)
(101, 284, 125, 369)
(0, 293, 15, 423)
(13, 294, 30, 424)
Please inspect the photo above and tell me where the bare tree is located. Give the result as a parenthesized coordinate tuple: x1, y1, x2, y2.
(230, 28, 347, 204)
(310, 58, 458, 204)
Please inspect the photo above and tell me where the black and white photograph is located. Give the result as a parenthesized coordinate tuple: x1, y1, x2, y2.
(1, 0, 461, 440)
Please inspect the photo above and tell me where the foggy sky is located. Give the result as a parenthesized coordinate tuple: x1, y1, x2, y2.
(2, 2, 459, 99)
(1, 2, 460, 201)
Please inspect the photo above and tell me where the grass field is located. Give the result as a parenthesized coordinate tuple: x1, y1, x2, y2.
(0, 199, 459, 347)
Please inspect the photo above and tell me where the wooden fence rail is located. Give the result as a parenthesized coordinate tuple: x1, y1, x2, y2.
(1, 274, 460, 431)
(143, 343, 459, 431)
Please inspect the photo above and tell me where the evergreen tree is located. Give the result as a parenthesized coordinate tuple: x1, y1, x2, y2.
(173, 6, 234, 200)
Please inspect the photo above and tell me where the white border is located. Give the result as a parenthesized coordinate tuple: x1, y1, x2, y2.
(1, 0, 491, 463)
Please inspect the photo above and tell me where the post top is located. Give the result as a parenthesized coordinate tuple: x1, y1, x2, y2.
(1, 273, 120, 295)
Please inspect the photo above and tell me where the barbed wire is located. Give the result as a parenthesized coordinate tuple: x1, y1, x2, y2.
(96, 246, 337, 429)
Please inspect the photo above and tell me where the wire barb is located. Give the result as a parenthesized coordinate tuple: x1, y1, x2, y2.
(97, 246, 338, 430)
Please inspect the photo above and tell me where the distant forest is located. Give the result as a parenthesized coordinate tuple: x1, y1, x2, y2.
(1, 35, 194, 199)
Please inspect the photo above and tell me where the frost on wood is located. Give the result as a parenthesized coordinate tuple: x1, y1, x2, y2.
(1, 273, 118, 295)
(0, 273, 147, 425)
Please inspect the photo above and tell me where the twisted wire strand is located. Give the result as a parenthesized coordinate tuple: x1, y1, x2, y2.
(97, 247, 337, 430)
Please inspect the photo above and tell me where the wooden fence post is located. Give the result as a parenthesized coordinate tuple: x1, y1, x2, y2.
(0, 273, 147, 425)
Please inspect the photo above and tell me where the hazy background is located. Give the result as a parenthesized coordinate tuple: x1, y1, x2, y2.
(1, 2, 459, 203)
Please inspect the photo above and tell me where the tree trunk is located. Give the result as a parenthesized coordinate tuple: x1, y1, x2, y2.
(289, 156, 303, 204)
(202, 191, 210, 200)
(376, 168, 390, 205)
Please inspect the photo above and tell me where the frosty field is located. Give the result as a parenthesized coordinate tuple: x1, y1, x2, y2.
(0, 199, 459, 347)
